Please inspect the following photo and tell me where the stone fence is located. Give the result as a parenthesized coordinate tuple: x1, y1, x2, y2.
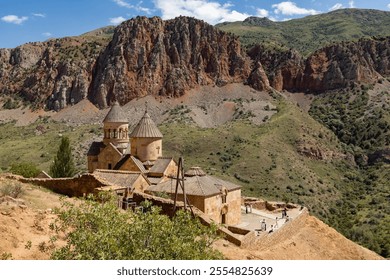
(255, 208, 309, 249)
(3, 173, 109, 197)
(3, 173, 256, 247)
(133, 192, 255, 247)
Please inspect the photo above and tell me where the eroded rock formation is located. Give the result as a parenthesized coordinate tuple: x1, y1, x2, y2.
(89, 16, 251, 107)
(1, 16, 390, 110)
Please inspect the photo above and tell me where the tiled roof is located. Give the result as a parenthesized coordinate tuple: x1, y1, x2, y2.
(103, 101, 128, 123)
(129, 111, 163, 138)
(93, 169, 143, 189)
(185, 166, 206, 177)
(142, 160, 154, 166)
(148, 173, 241, 197)
(131, 156, 147, 173)
(87, 141, 105, 156)
(114, 154, 147, 173)
(149, 157, 173, 175)
(148, 177, 165, 185)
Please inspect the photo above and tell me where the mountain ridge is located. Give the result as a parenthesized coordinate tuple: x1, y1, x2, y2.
(1, 10, 390, 111)
(217, 8, 390, 56)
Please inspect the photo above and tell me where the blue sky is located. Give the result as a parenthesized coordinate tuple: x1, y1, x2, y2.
(1, 0, 390, 48)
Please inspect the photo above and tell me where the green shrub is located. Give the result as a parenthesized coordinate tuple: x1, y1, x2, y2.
(0, 181, 24, 198)
(50, 197, 222, 260)
(10, 162, 40, 178)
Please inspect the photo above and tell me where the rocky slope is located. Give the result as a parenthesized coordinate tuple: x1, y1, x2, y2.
(89, 16, 251, 107)
(248, 37, 390, 92)
(0, 35, 109, 110)
(0, 178, 382, 260)
(216, 211, 383, 260)
(1, 14, 390, 109)
(217, 8, 390, 56)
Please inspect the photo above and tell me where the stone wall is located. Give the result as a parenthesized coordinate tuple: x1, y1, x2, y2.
(4, 174, 254, 247)
(132, 191, 254, 247)
(255, 208, 309, 249)
(226, 189, 241, 225)
(7, 174, 109, 197)
(98, 144, 122, 170)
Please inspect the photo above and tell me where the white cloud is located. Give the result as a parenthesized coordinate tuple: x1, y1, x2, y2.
(110, 16, 127, 25)
(113, 0, 152, 14)
(1, 15, 28, 24)
(154, 0, 250, 24)
(113, 0, 132, 8)
(42, 32, 52, 37)
(388, 4, 390, 9)
(349, 1, 355, 8)
(32, 13, 46, 18)
(272, 1, 320, 16)
(329, 3, 344, 11)
(256, 8, 269, 18)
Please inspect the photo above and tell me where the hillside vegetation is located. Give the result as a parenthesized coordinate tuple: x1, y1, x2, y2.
(217, 9, 390, 56)
(0, 119, 99, 173)
(0, 90, 388, 257)
(161, 95, 390, 257)
(0, 178, 381, 260)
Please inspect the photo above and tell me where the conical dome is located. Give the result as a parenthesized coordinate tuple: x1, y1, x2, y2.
(185, 166, 206, 177)
(103, 101, 127, 123)
(130, 111, 163, 138)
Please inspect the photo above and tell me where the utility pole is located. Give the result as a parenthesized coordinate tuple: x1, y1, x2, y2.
(173, 157, 194, 216)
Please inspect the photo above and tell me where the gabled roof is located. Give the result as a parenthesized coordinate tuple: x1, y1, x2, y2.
(87, 141, 105, 156)
(114, 154, 147, 173)
(149, 157, 174, 175)
(148, 169, 241, 197)
(93, 169, 148, 189)
(36, 170, 51, 179)
(148, 177, 165, 185)
(101, 142, 123, 157)
(129, 111, 163, 138)
(103, 101, 128, 123)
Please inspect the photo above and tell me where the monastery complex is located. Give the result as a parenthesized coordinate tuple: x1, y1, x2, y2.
(87, 102, 242, 226)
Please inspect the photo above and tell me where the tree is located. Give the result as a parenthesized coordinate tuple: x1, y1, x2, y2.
(50, 136, 76, 178)
(50, 197, 223, 260)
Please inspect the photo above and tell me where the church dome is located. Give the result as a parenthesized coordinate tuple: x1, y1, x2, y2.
(103, 101, 128, 123)
(185, 166, 206, 177)
(129, 111, 163, 138)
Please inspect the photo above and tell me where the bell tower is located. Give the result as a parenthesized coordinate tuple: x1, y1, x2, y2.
(102, 101, 129, 153)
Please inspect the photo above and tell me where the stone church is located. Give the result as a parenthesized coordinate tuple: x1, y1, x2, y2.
(87, 102, 177, 184)
(87, 102, 241, 225)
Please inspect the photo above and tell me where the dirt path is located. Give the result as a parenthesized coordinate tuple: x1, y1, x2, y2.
(214, 211, 382, 260)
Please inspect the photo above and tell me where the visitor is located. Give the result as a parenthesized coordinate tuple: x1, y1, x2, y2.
(261, 219, 266, 231)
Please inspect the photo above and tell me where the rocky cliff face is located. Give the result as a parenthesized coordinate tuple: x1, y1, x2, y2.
(89, 16, 251, 107)
(300, 38, 390, 92)
(247, 37, 390, 92)
(247, 45, 303, 91)
(1, 16, 390, 110)
(0, 37, 107, 110)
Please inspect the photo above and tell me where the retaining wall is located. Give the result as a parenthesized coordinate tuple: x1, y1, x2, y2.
(4, 174, 108, 197)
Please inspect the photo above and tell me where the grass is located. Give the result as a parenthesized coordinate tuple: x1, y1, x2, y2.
(217, 9, 390, 56)
(0, 96, 388, 257)
(162, 99, 344, 212)
(0, 180, 24, 198)
(0, 120, 100, 173)
(161, 98, 389, 257)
